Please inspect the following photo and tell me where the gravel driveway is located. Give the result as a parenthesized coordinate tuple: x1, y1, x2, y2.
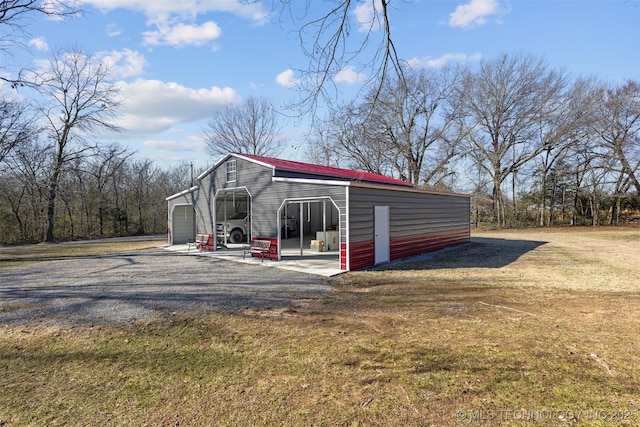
(0, 250, 331, 326)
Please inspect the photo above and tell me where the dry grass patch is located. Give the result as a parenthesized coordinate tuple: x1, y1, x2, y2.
(1, 228, 640, 425)
(394, 227, 640, 293)
(0, 237, 166, 269)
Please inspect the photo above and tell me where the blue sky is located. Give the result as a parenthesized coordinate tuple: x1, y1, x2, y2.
(3, 0, 639, 170)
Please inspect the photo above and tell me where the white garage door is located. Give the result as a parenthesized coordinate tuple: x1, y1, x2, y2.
(172, 205, 195, 244)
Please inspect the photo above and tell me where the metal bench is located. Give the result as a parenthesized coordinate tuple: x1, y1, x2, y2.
(243, 239, 272, 262)
(194, 233, 213, 251)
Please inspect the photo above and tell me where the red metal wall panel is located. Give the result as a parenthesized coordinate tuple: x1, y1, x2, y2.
(389, 228, 470, 261)
(340, 243, 348, 270)
(348, 228, 470, 270)
(349, 240, 375, 271)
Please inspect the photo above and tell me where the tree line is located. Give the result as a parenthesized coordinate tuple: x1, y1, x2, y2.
(0, 45, 194, 244)
(2, 50, 638, 245)
(0, 141, 193, 244)
(305, 54, 640, 228)
(0, 0, 190, 244)
(1, 2, 639, 244)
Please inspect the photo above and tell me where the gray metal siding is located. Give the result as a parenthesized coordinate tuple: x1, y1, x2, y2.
(264, 182, 346, 236)
(195, 159, 264, 235)
(169, 155, 471, 271)
(348, 187, 470, 243)
(196, 158, 348, 239)
(210, 159, 274, 237)
(252, 180, 347, 238)
(348, 186, 470, 270)
(193, 187, 215, 234)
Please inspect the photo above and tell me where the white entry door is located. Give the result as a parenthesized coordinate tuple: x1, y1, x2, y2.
(374, 206, 390, 264)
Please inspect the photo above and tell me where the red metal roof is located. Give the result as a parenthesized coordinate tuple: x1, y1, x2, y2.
(236, 154, 414, 188)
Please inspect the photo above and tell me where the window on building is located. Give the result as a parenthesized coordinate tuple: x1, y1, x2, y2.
(226, 160, 237, 182)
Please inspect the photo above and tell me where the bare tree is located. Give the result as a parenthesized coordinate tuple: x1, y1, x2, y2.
(364, 66, 465, 186)
(593, 80, 640, 194)
(278, 0, 402, 113)
(84, 143, 133, 237)
(127, 159, 176, 235)
(0, 0, 77, 87)
(309, 66, 465, 186)
(307, 100, 393, 176)
(202, 96, 285, 158)
(30, 47, 120, 242)
(462, 150, 493, 228)
(458, 53, 568, 226)
(534, 77, 601, 225)
(1, 135, 51, 241)
(0, 100, 34, 163)
(0, 1, 75, 32)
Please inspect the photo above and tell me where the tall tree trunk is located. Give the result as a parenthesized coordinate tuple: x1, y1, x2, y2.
(572, 173, 579, 226)
(619, 154, 640, 194)
(44, 163, 62, 242)
(540, 169, 547, 226)
(492, 182, 502, 227)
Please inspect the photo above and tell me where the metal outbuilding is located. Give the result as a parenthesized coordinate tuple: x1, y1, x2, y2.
(166, 153, 470, 272)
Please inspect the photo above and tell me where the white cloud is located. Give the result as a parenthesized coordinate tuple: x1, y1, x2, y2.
(41, 0, 74, 21)
(115, 78, 238, 135)
(277, 64, 364, 95)
(106, 23, 122, 37)
(77, 1, 270, 50)
(143, 21, 222, 47)
(98, 48, 146, 78)
(79, 0, 269, 22)
(143, 138, 205, 152)
(0, 79, 26, 102)
(353, 0, 383, 32)
(419, 52, 483, 68)
(405, 58, 422, 69)
(28, 37, 49, 51)
(334, 66, 366, 84)
(275, 69, 300, 88)
(449, 0, 507, 29)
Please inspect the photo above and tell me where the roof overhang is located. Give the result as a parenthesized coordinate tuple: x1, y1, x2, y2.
(166, 185, 199, 201)
(272, 177, 350, 187)
(198, 153, 233, 180)
(195, 153, 470, 198)
(198, 153, 279, 180)
(273, 176, 471, 197)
